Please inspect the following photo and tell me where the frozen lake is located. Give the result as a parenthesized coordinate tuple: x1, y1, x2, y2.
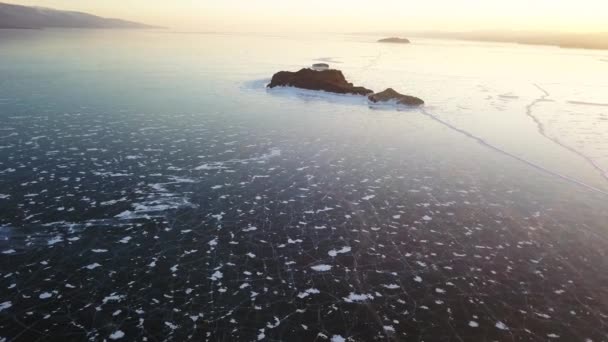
(0, 30, 607, 341)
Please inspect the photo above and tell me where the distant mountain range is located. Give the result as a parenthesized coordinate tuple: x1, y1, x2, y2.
(0, 2, 159, 29)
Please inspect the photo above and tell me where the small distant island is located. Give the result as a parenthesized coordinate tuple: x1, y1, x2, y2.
(0, 2, 158, 29)
(378, 37, 411, 44)
(268, 66, 424, 106)
(366, 31, 608, 51)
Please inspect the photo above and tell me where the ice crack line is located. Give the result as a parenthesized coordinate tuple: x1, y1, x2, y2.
(526, 83, 608, 183)
(360, 51, 384, 73)
(418, 108, 608, 197)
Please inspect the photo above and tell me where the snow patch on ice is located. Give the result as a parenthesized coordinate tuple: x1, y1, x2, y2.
(39, 292, 53, 299)
(331, 335, 346, 342)
(343, 292, 373, 303)
(310, 264, 332, 272)
(495, 321, 509, 330)
(0, 301, 12, 312)
(297, 288, 320, 299)
(211, 270, 223, 281)
(328, 246, 351, 257)
(109, 330, 125, 340)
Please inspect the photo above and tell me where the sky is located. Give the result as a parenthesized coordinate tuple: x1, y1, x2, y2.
(8, 0, 608, 33)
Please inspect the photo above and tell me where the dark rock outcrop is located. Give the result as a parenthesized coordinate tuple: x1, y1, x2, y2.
(267, 68, 373, 96)
(378, 37, 411, 44)
(368, 88, 424, 106)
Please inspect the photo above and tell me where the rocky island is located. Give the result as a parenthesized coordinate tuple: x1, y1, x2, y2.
(268, 67, 424, 106)
(267, 68, 373, 96)
(378, 37, 411, 44)
(369, 88, 424, 106)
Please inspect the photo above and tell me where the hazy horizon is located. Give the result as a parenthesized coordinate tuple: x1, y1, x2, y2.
(5, 0, 608, 33)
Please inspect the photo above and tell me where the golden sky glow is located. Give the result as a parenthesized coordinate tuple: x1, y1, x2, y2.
(8, 0, 608, 32)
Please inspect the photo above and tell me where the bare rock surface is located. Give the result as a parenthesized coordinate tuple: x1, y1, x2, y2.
(268, 68, 373, 96)
(368, 88, 424, 106)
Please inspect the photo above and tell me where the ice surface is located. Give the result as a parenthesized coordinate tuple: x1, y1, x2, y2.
(0, 30, 607, 342)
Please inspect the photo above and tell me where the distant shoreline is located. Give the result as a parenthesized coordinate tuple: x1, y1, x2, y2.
(0, 26, 40, 30)
(355, 31, 608, 51)
(2, 25, 606, 51)
(435, 36, 608, 51)
(0, 2, 160, 30)
(0, 26, 162, 30)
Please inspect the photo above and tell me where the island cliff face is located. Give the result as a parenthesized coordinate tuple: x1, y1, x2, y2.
(267, 68, 373, 96)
